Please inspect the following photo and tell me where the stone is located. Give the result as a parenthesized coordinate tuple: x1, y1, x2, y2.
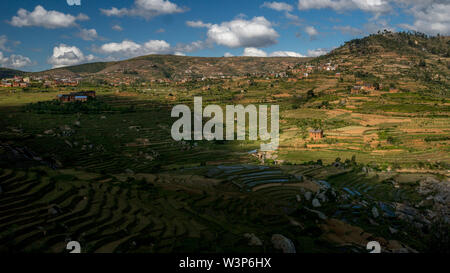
(271, 234, 296, 253)
(304, 192, 312, 201)
(304, 207, 327, 220)
(244, 233, 263, 246)
(372, 207, 379, 218)
(317, 192, 327, 203)
(389, 227, 398, 234)
(312, 198, 321, 208)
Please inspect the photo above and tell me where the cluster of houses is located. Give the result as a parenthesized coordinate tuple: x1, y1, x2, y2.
(352, 83, 377, 93)
(57, 91, 96, 102)
(288, 62, 338, 79)
(51, 78, 79, 87)
(1, 76, 31, 87)
(0, 75, 80, 88)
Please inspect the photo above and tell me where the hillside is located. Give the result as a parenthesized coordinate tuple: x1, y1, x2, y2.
(29, 32, 448, 93)
(0, 68, 25, 79)
(322, 31, 450, 95)
(37, 55, 312, 81)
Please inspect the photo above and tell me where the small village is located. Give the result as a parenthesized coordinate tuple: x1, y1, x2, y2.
(0, 75, 80, 88)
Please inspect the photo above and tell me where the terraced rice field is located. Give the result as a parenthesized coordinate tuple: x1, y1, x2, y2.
(206, 165, 301, 191)
(325, 171, 421, 203)
(0, 166, 331, 253)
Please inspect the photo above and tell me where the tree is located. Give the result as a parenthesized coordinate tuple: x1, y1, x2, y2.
(419, 59, 426, 67)
(307, 89, 315, 99)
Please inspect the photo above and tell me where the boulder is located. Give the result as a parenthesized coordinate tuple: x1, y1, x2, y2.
(244, 233, 263, 246)
(317, 192, 327, 203)
(372, 207, 379, 218)
(304, 192, 312, 201)
(389, 227, 398, 234)
(271, 234, 296, 253)
(312, 198, 321, 208)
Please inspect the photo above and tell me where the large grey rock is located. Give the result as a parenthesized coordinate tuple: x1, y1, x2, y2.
(389, 227, 398, 234)
(372, 207, 379, 218)
(317, 192, 327, 203)
(312, 198, 321, 208)
(244, 233, 263, 246)
(271, 234, 296, 253)
(304, 192, 312, 201)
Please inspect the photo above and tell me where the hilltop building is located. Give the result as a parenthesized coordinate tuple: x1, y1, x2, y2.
(309, 129, 324, 140)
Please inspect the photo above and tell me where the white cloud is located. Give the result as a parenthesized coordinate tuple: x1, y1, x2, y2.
(270, 51, 305, 57)
(297, 0, 391, 14)
(198, 17, 279, 48)
(243, 47, 268, 57)
(174, 40, 207, 53)
(100, 0, 186, 19)
(261, 2, 294, 12)
(285, 12, 300, 21)
(144, 40, 171, 53)
(364, 18, 395, 34)
(0, 35, 12, 52)
(242, 48, 305, 57)
(9, 5, 88, 29)
(79, 28, 99, 41)
(112, 24, 123, 31)
(307, 48, 328, 57)
(95, 39, 203, 58)
(186, 20, 212, 28)
(67, 0, 81, 6)
(304, 26, 319, 37)
(400, 3, 450, 35)
(97, 40, 143, 56)
(0, 51, 33, 69)
(48, 44, 95, 68)
(224, 52, 234, 57)
(333, 25, 363, 35)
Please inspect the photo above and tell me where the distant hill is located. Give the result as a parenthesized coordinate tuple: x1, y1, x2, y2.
(321, 31, 450, 94)
(36, 55, 312, 81)
(328, 31, 450, 58)
(4, 32, 449, 91)
(0, 68, 25, 79)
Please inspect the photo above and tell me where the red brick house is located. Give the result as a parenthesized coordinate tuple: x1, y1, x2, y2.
(309, 129, 324, 140)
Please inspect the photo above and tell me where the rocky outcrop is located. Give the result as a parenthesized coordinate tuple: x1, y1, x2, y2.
(271, 234, 296, 253)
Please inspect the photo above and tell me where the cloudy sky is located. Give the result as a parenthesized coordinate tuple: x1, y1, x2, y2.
(0, 0, 449, 71)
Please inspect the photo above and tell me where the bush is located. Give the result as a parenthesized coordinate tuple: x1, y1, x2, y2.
(24, 99, 112, 114)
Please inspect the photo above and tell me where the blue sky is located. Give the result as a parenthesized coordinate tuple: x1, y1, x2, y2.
(0, 0, 448, 71)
